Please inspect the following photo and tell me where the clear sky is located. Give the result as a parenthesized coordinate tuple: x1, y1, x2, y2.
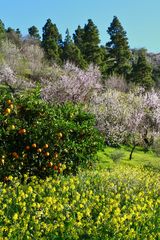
(0, 0, 160, 53)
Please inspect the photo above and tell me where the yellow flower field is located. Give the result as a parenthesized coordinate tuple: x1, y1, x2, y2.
(0, 165, 159, 239)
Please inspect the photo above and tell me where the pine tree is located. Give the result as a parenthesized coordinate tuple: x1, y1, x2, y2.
(106, 16, 132, 76)
(73, 19, 102, 66)
(131, 50, 154, 89)
(28, 26, 40, 40)
(62, 29, 87, 68)
(41, 19, 62, 64)
(73, 25, 85, 53)
(83, 19, 102, 65)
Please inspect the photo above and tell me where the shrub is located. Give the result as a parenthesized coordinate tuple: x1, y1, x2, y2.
(0, 87, 104, 180)
(110, 150, 125, 163)
(151, 137, 160, 157)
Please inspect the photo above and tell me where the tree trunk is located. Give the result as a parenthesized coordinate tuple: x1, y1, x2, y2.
(129, 144, 136, 160)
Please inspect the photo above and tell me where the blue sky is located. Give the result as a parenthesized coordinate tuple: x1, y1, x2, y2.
(0, 0, 160, 53)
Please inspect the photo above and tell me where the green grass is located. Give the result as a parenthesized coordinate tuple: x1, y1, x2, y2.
(96, 145, 160, 172)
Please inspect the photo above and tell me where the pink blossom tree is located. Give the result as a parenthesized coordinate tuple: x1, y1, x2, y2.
(40, 62, 102, 104)
(90, 88, 160, 159)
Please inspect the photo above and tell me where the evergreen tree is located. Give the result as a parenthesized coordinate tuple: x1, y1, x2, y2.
(42, 19, 62, 64)
(73, 25, 85, 53)
(28, 25, 40, 40)
(0, 19, 6, 42)
(73, 19, 102, 65)
(131, 50, 154, 89)
(99, 45, 110, 77)
(83, 19, 102, 65)
(106, 16, 132, 76)
(62, 29, 87, 68)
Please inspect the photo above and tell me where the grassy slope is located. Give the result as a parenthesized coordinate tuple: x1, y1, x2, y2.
(96, 145, 160, 171)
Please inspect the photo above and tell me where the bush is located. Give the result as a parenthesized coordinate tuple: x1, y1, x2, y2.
(110, 150, 125, 163)
(0, 86, 104, 180)
(151, 137, 160, 157)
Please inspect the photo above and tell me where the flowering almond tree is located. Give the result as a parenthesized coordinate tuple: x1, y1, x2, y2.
(40, 62, 102, 104)
(90, 88, 160, 159)
(90, 89, 129, 146)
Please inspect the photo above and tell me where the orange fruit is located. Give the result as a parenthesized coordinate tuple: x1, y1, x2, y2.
(47, 162, 53, 167)
(6, 99, 12, 105)
(43, 144, 49, 149)
(12, 152, 19, 158)
(4, 108, 11, 114)
(32, 143, 37, 148)
(37, 148, 42, 153)
(25, 146, 30, 150)
(44, 152, 50, 157)
(18, 128, 26, 135)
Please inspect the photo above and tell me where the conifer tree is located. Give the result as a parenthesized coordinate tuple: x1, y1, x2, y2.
(73, 20, 102, 66)
(131, 50, 154, 89)
(83, 19, 102, 65)
(62, 29, 87, 68)
(42, 19, 62, 64)
(28, 25, 40, 40)
(73, 25, 85, 53)
(106, 16, 132, 76)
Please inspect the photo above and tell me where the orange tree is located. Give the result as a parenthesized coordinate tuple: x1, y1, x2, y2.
(0, 86, 104, 180)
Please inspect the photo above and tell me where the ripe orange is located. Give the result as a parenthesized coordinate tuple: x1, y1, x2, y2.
(25, 146, 30, 150)
(47, 162, 53, 167)
(43, 144, 49, 149)
(6, 99, 12, 105)
(44, 152, 50, 157)
(37, 148, 42, 153)
(32, 143, 37, 148)
(18, 128, 26, 135)
(12, 152, 19, 158)
(4, 108, 11, 114)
